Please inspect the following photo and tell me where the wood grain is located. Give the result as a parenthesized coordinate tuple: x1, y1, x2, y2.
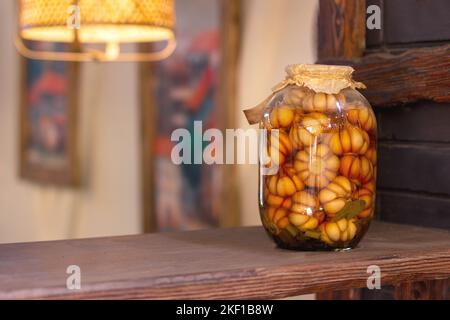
(318, 0, 366, 61)
(353, 45, 450, 107)
(317, 288, 362, 300)
(0, 222, 449, 300)
(395, 280, 448, 300)
(319, 280, 449, 300)
(322, 45, 450, 107)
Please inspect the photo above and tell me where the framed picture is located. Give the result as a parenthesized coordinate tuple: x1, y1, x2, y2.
(19, 42, 79, 186)
(140, 0, 241, 232)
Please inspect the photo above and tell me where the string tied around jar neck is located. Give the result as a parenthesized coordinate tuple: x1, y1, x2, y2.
(243, 64, 366, 125)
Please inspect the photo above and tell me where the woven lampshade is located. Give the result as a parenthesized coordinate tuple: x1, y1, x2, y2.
(19, 0, 175, 44)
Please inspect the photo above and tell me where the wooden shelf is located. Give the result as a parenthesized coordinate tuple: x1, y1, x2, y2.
(0, 222, 449, 299)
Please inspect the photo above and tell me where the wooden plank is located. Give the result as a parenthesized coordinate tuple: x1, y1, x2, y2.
(316, 288, 362, 300)
(319, 283, 449, 300)
(395, 282, 416, 300)
(320, 45, 450, 107)
(0, 222, 449, 299)
(376, 102, 450, 143)
(354, 45, 450, 107)
(395, 280, 448, 300)
(428, 279, 449, 300)
(383, 0, 450, 45)
(360, 286, 396, 300)
(376, 190, 450, 230)
(318, 0, 366, 61)
(378, 142, 450, 195)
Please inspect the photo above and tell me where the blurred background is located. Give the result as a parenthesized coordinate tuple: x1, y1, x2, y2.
(0, 0, 317, 243)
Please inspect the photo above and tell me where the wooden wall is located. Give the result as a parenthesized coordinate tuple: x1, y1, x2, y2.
(375, 102, 450, 230)
(365, 0, 450, 231)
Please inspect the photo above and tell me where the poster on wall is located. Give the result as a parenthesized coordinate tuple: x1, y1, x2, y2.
(19, 41, 79, 186)
(141, 0, 241, 231)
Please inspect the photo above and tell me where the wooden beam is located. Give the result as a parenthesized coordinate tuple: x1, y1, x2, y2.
(395, 280, 448, 300)
(353, 45, 450, 107)
(317, 288, 362, 300)
(318, 0, 366, 61)
(320, 45, 450, 107)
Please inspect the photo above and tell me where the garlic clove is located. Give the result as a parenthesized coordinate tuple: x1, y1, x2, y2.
(325, 222, 341, 242)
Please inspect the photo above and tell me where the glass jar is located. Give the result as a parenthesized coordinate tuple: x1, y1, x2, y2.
(249, 64, 377, 251)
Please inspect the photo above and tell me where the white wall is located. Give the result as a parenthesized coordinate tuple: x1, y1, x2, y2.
(0, 1, 35, 242)
(0, 0, 141, 243)
(238, 0, 318, 226)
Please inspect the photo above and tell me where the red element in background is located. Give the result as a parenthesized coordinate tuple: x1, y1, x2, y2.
(154, 137, 174, 158)
(153, 31, 221, 158)
(186, 66, 214, 111)
(188, 30, 220, 54)
(28, 70, 67, 106)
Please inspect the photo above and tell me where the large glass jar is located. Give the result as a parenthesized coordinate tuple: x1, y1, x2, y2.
(248, 64, 377, 251)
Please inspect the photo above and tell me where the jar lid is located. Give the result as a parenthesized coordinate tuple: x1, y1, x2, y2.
(273, 64, 366, 95)
(243, 64, 366, 125)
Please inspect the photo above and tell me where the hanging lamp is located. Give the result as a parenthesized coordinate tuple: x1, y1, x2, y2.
(16, 0, 176, 62)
